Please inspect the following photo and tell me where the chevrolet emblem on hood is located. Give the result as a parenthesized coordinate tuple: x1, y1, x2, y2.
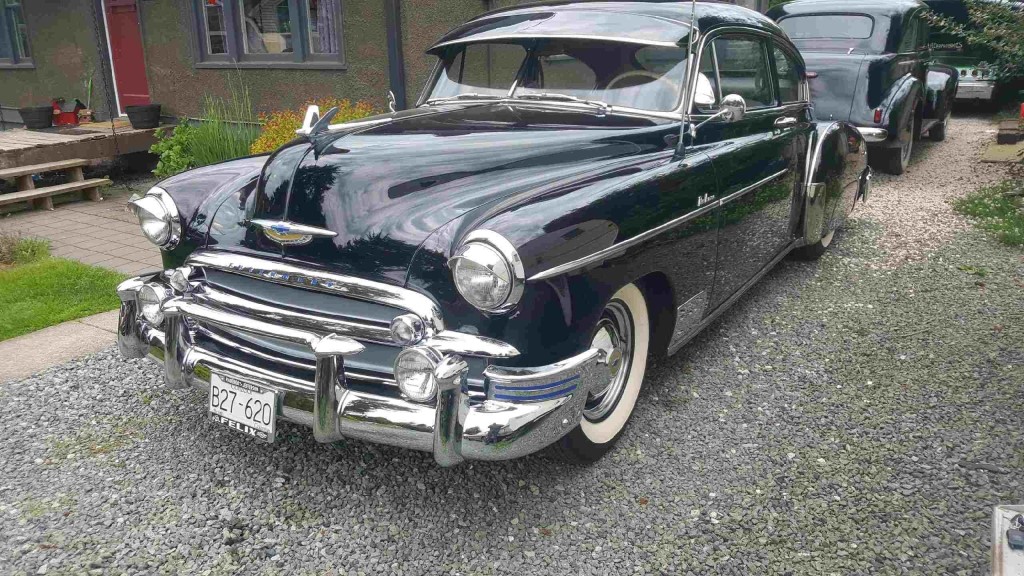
(251, 220, 338, 246)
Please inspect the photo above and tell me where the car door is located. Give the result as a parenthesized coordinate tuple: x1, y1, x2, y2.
(692, 33, 809, 310)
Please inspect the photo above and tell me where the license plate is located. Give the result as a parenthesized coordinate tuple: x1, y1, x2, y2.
(208, 373, 278, 442)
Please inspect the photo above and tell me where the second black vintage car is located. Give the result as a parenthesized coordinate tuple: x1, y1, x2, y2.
(768, 0, 959, 175)
(117, 1, 869, 466)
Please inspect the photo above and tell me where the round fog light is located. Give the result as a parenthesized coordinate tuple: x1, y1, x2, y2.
(390, 314, 425, 345)
(394, 347, 441, 402)
(138, 284, 169, 326)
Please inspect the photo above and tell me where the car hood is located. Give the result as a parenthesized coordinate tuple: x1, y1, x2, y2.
(803, 52, 868, 122)
(212, 103, 671, 285)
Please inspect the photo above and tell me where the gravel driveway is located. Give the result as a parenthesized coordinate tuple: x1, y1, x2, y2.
(1, 116, 1022, 576)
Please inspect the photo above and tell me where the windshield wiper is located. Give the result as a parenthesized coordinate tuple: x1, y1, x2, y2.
(513, 93, 611, 112)
(425, 93, 504, 104)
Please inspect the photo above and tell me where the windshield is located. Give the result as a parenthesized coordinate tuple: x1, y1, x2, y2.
(425, 39, 689, 113)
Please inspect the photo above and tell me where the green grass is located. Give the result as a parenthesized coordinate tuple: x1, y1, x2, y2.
(0, 240, 126, 341)
(952, 179, 1024, 246)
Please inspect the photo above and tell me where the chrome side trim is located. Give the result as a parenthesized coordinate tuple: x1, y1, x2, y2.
(529, 169, 789, 281)
(856, 127, 889, 143)
(194, 284, 394, 345)
(719, 169, 789, 206)
(187, 250, 446, 333)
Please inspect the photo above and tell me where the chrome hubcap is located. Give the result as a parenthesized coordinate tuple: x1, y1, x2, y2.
(585, 300, 633, 422)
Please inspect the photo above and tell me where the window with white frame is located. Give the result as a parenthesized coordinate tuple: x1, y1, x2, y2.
(193, 0, 343, 68)
(0, 0, 32, 67)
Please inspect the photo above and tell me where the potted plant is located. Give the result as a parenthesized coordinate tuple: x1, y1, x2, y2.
(18, 105, 53, 129)
(125, 104, 161, 129)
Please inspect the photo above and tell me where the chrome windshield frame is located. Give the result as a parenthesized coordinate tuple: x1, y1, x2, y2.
(418, 35, 695, 119)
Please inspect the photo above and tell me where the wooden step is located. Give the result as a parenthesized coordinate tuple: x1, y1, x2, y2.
(0, 158, 89, 180)
(0, 178, 112, 209)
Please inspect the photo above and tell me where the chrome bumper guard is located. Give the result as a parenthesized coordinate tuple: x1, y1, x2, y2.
(856, 127, 889, 143)
(117, 277, 611, 466)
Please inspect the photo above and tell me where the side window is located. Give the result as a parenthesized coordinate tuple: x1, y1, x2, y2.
(712, 36, 774, 109)
(899, 15, 921, 53)
(773, 45, 802, 104)
(694, 45, 721, 113)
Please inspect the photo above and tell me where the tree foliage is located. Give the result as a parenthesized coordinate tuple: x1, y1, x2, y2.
(926, 0, 1024, 80)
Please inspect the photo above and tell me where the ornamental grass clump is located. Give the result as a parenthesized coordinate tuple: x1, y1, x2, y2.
(952, 179, 1024, 246)
(0, 232, 49, 266)
(250, 98, 377, 155)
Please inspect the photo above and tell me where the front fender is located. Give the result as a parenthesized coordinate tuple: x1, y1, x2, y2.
(802, 122, 869, 244)
(152, 156, 268, 268)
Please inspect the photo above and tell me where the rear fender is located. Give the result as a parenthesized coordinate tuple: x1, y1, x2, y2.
(925, 64, 958, 120)
(879, 75, 923, 146)
(802, 122, 869, 245)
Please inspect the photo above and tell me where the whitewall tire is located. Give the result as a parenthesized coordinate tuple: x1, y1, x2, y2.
(555, 283, 650, 462)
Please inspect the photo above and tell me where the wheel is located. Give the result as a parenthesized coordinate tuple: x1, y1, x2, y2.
(791, 229, 835, 261)
(870, 109, 914, 175)
(554, 283, 650, 463)
(929, 111, 950, 142)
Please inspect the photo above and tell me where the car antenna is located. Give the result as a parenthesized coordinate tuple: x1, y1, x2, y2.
(678, 0, 698, 151)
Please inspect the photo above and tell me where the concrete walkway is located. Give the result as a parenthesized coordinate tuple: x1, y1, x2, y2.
(0, 181, 161, 276)
(0, 310, 119, 384)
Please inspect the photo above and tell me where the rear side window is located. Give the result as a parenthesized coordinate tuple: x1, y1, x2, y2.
(712, 36, 774, 109)
(773, 46, 802, 103)
(779, 15, 875, 40)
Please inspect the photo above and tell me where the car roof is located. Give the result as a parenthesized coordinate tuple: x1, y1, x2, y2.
(768, 0, 926, 18)
(428, 1, 786, 54)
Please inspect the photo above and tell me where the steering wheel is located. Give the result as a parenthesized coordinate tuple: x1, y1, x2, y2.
(602, 69, 675, 94)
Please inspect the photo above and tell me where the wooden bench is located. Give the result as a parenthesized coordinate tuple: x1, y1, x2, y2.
(0, 158, 112, 210)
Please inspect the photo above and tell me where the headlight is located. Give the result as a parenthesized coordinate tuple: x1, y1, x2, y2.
(394, 347, 442, 402)
(449, 231, 525, 313)
(129, 187, 180, 249)
(138, 283, 170, 326)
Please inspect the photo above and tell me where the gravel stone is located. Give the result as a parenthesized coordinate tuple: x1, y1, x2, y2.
(0, 115, 1021, 575)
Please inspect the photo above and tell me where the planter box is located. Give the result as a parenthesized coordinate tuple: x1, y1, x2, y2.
(997, 121, 1021, 145)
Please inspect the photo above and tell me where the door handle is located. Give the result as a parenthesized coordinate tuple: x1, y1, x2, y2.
(775, 117, 798, 128)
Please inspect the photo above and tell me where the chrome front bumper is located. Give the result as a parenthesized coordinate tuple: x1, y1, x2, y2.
(117, 277, 611, 466)
(956, 81, 995, 101)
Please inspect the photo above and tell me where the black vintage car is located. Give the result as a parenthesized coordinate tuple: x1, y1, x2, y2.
(117, 1, 869, 466)
(768, 0, 959, 175)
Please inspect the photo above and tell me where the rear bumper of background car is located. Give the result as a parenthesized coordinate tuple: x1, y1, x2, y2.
(956, 81, 995, 101)
(856, 127, 889, 143)
(117, 276, 612, 466)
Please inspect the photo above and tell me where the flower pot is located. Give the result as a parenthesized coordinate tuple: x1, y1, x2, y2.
(125, 104, 161, 129)
(19, 106, 53, 129)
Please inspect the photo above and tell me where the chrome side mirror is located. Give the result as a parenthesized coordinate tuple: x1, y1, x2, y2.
(690, 93, 747, 139)
(719, 94, 747, 123)
(387, 91, 397, 114)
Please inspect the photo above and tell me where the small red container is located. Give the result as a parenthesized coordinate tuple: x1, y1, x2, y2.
(51, 99, 84, 127)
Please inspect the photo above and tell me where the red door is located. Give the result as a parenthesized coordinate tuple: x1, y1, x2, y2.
(104, 0, 151, 112)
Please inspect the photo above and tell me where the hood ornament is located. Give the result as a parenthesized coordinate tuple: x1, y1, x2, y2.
(251, 219, 338, 246)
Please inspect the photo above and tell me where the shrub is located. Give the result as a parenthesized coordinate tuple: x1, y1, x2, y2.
(250, 98, 377, 155)
(0, 232, 50, 266)
(151, 123, 196, 179)
(150, 81, 259, 179)
(926, 0, 1024, 81)
(952, 179, 1024, 246)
